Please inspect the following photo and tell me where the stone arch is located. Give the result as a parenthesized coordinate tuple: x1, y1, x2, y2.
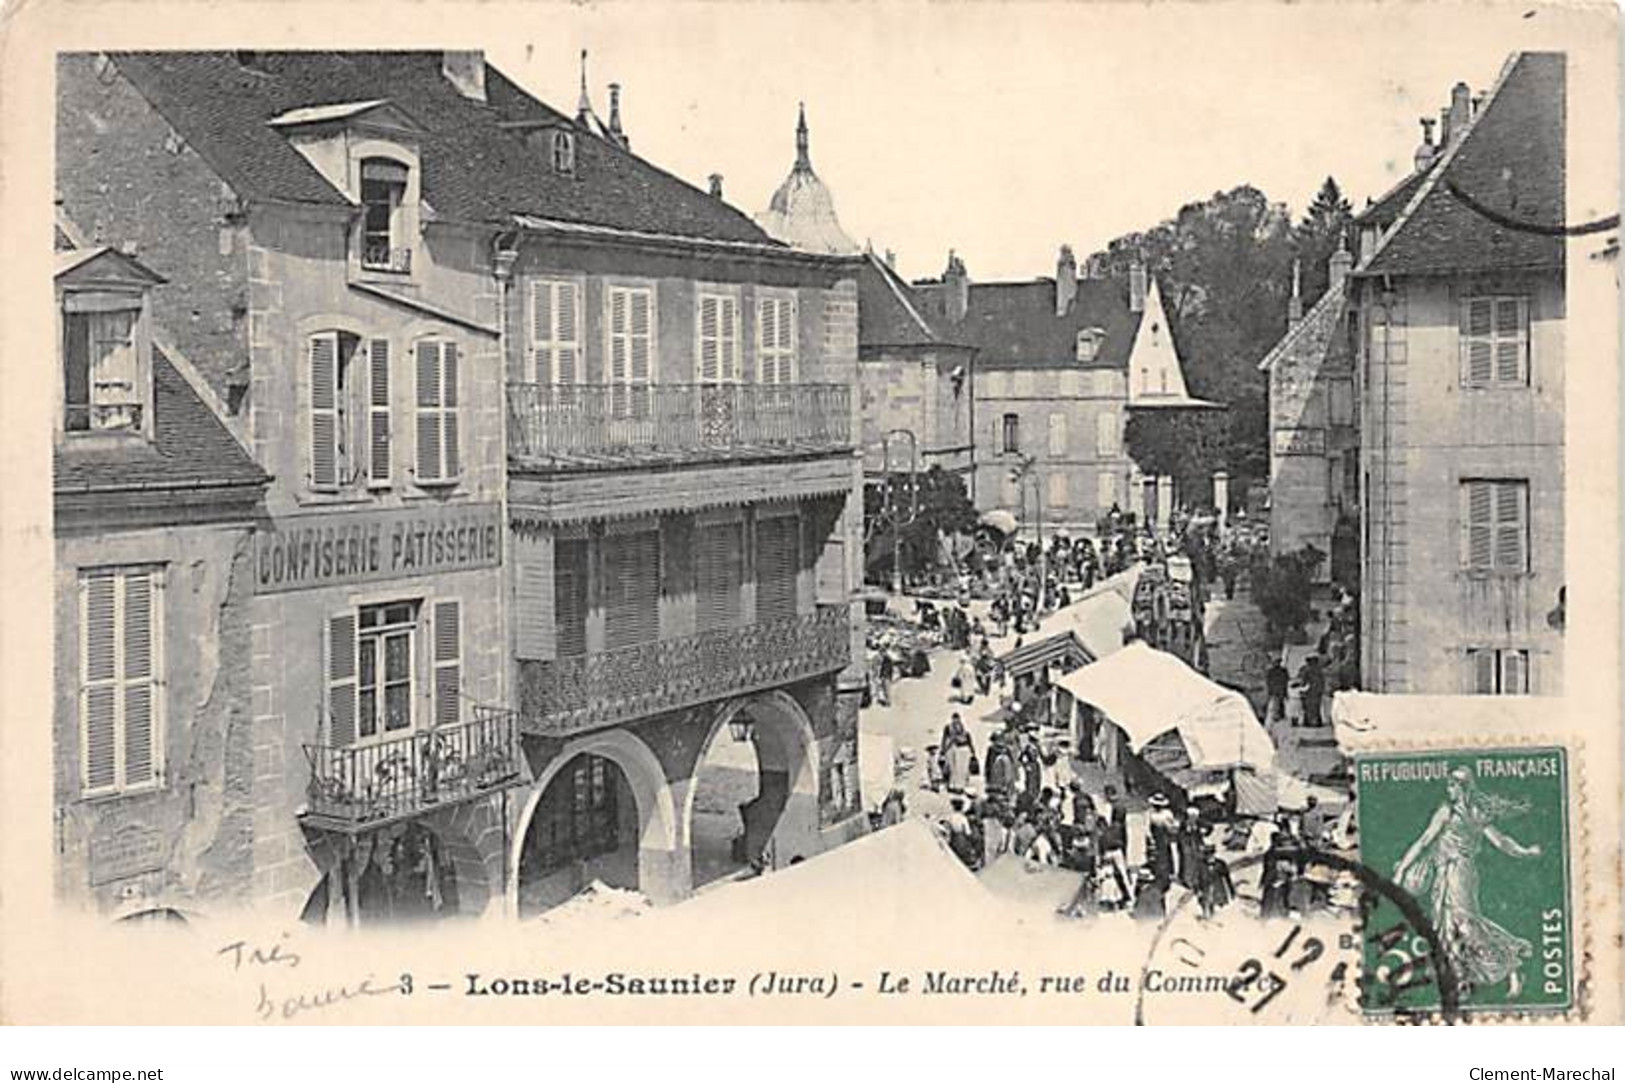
(509, 727, 683, 912)
(687, 689, 822, 876)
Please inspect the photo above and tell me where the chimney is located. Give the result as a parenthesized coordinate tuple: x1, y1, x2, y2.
(1448, 82, 1471, 143)
(1287, 258, 1303, 325)
(1438, 106, 1453, 150)
(1414, 117, 1438, 172)
(1128, 262, 1147, 314)
(1472, 92, 1485, 118)
(1359, 224, 1380, 264)
(943, 250, 969, 323)
(441, 51, 487, 103)
(1055, 245, 1078, 316)
(607, 82, 628, 148)
(885, 249, 896, 270)
(1328, 237, 1354, 294)
(708, 173, 724, 199)
(1084, 252, 1106, 280)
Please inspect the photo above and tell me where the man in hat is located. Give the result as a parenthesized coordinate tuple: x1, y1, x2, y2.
(1177, 805, 1207, 890)
(1297, 654, 1326, 728)
(1265, 655, 1290, 726)
(1131, 867, 1166, 921)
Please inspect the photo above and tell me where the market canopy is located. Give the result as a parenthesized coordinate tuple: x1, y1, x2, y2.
(995, 578, 1136, 679)
(1055, 641, 1274, 771)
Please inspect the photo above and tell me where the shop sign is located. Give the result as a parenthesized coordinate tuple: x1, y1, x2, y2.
(1272, 427, 1326, 456)
(255, 502, 502, 595)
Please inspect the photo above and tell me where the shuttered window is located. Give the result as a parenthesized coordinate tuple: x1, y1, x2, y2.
(309, 332, 342, 491)
(602, 529, 659, 650)
(328, 611, 358, 747)
(607, 285, 654, 416)
(1460, 296, 1529, 388)
(1467, 648, 1530, 695)
(1096, 410, 1119, 457)
(529, 279, 582, 384)
(554, 539, 589, 659)
(757, 294, 797, 384)
(1047, 412, 1068, 457)
(697, 292, 741, 383)
(755, 513, 800, 623)
(1002, 413, 1020, 454)
(415, 339, 460, 483)
(79, 567, 163, 796)
(1461, 479, 1528, 573)
(432, 599, 462, 727)
(354, 602, 415, 742)
(696, 520, 744, 632)
(366, 338, 392, 487)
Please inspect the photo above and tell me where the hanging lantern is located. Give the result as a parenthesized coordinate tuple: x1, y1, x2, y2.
(728, 711, 755, 743)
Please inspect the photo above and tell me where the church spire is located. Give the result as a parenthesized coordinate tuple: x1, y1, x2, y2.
(576, 49, 593, 121)
(795, 101, 811, 172)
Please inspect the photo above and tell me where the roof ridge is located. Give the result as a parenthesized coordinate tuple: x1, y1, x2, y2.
(1356, 51, 1524, 276)
(867, 251, 937, 341)
(1256, 280, 1346, 372)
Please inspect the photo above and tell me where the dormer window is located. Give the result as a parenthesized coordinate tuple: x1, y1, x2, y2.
(1076, 327, 1104, 363)
(55, 247, 163, 442)
(360, 158, 411, 274)
(551, 130, 576, 175)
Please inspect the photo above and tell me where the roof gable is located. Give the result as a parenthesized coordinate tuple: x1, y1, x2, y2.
(1257, 280, 1347, 373)
(267, 98, 425, 134)
(1361, 52, 1564, 278)
(858, 255, 964, 350)
(55, 246, 166, 287)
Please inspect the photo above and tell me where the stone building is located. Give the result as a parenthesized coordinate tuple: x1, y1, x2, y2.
(57, 50, 867, 924)
(52, 232, 271, 921)
(911, 249, 1212, 536)
(1352, 52, 1565, 695)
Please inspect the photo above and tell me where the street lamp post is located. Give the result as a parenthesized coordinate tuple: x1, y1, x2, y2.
(1011, 453, 1044, 585)
(876, 429, 920, 596)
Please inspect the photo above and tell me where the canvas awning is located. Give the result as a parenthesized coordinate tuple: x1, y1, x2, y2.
(995, 585, 1135, 675)
(1055, 641, 1275, 771)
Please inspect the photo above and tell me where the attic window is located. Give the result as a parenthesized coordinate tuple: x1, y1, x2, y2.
(360, 158, 411, 273)
(551, 130, 576, 175)
(1076, 327, 1104, 363)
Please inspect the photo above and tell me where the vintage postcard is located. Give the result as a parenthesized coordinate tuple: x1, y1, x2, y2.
(0, 0, 1618, 1027)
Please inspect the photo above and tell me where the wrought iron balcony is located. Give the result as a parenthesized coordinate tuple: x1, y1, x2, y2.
(301, 704, 525, 832)
(361, 242, 413, 274)
(507, 382, 851, 467)
(520, 605, 851, 737)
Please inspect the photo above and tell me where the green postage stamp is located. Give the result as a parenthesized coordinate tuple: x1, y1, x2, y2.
(1355, 747, 1573, 1016)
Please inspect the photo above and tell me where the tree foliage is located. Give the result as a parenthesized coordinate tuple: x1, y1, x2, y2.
(863, 466, 978, 580)
(1123, 410, 1229, 503)
(1087, 180, 1354, 499)
(1251, 544, 1327, 645)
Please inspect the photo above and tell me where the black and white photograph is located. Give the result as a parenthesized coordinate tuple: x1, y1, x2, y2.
(0, 0, 1619, 1044)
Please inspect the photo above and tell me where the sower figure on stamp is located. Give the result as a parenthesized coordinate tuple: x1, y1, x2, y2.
(1394, 767, 1543, 999)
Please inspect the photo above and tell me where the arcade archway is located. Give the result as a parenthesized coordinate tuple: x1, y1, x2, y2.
(511, 729, 679, 917)
(686, 691, 821, 888)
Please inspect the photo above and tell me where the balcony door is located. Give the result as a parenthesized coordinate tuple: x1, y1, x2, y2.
(755, 513, 800, 624)
(602, 528, 660, 651)
(357, 601, 416, 742)
(697, 519, 745, 633)
(697, 292, 742, 446)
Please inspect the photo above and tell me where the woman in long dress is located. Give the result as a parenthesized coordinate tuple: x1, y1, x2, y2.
(1393, 767, 1543, 999)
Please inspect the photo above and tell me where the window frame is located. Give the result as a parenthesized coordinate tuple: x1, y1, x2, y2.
(1466, 646, 1531, 695)
(1460, 478, 1529, 576)
(1459, 294, 1530, 389)
(604, 281, 657, 387)
(358, 157, 411, 275)
(355, 600, 418, 744)
(550, 129, 576, 175)
(695, 288, 743, 385)
(413, 337, 461, 487)
(528, 277, 584, 385)
(756, 289, 798, 386)
(1001, 412, 1021, 455)
(78, 565, 165, 798)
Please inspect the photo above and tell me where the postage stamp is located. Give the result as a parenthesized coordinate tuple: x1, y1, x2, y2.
(1354, 747, 1572, 1016)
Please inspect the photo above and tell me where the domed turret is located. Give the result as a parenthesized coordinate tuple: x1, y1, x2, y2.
(755, 104, 860, 255)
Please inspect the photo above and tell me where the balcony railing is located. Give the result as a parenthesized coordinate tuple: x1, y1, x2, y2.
(301, 704, 525, 832)
(507, 382, 851, 465)
(361, 242, 413, 274)
(64, 402, 144, 434)
(521, 605, 851, 737)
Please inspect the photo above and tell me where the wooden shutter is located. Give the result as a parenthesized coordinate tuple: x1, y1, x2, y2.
(1048, 412, 1068, 456)
(1461, 298, 1494, 385)
(608, 288, 629, 384)
(756, 514, 799, 623)
(556, 283, 580, 385)
(758, 297, 778, 384)
(367, 338, 391, 487)
(1494, 298, 1527, 385)
(416, 341, 441, 481)
(80, 572, 118, 793)
(1494, 481, 1526, 572)
(121, 570, 157, 787)
(310, 333, 340, 490)
(699, 294, 721, 382)
(1501, 650, 1528, 695)
(697, 521, 744, 632)
(1464, 481, 1494, 570)
(530, 279, 553, 382)
(442, 342, 460, 479)
(328, 612, 357, 747)
(603, 530, 659, 649)
(630, 289, 652, 384)
(555, 538, 589, 658)
(777, 297, 796, 381)
(1469, 649, 1496, 694)
(432, 599, 462, 727)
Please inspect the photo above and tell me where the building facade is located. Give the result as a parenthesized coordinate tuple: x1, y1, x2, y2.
(1353, 53, 1565, 696)
(52, 237, 272, 921)
(57, 49, 868, 924)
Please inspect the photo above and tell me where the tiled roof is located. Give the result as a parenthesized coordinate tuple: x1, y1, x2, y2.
(913, 277, 1142, 370)
(1257, 280, 1346, 373)
(54, 349, 269, 495)
(109, 51, 774, 244)
(1361, 52, 1564, 277)
(857, 255, 966, 350)
(1356, 169, 1429, 233)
